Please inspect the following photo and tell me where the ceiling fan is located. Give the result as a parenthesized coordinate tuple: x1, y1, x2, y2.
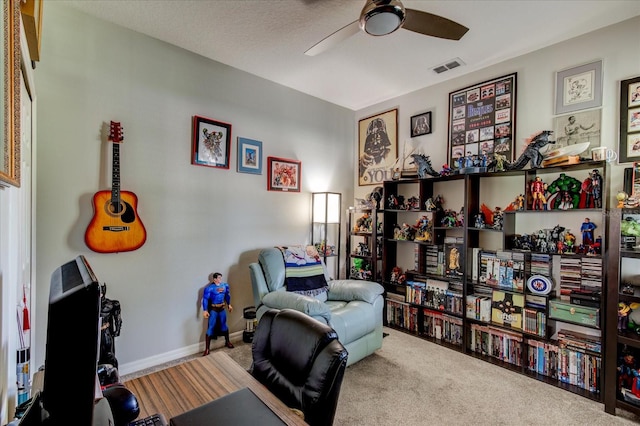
(305, 0, 469, 56)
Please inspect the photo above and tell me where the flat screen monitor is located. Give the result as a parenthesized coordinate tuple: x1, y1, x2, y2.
(41, 255, 101, 425)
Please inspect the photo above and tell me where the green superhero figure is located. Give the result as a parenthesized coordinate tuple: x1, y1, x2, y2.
(546, 173, 582, 210)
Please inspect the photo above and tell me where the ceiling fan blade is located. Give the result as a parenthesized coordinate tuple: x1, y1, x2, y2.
(305, 20, 360, 56)
(403, 9, 469, 40)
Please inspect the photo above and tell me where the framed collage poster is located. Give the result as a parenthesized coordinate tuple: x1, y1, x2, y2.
(358, 108, 398, 186)
(267, 156, 301, 192)
(619, 76, 640, 163)
(192, 115, 231, 169)
(447, 73, 517, 170)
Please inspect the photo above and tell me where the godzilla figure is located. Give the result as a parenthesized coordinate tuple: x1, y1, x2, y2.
(507, 130, 555, 170)
(410, 154, 440, 178)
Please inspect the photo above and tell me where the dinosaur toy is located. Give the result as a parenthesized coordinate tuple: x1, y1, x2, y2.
(410, 153, 440, 178)
(507, 130, 555, 170)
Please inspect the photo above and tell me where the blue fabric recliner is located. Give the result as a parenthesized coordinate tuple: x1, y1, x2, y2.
(249, 247, 384, 366)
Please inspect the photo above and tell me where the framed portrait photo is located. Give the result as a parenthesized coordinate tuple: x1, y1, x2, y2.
(358, 108, 398, 186)
(267, 156, 301, 192)
(192, 115, 231, 169)
(555, 60, 603, 115)
(619, 76, 640, 163)
(410, 111, 432, 137)
(237, 137, 262, 174)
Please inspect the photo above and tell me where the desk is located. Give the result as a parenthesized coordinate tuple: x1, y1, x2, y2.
(125, 352, 306, 425)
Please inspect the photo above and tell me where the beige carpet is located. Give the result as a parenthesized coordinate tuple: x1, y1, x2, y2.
(124, 327, 640, 425)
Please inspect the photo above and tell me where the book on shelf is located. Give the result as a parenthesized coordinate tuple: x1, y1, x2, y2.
(491, 290, 524, 330)
(559, 257, 582, 301)
(472, 247, 482, 282)
(530, 253, 552, 277)
(522, 307, 546, 337)
(425, 244, 445, 276)
(525, 294, 547, 310)
(469, 323, 523, 366)
(465, 294, 492, 322)
(526, 338, 559, 379)
(496, 250, 526, 291)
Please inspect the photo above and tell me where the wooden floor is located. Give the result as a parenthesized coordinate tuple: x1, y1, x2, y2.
(124, 351, 306, 425)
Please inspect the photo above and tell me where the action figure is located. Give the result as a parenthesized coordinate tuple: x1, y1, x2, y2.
(546, 173, 582, 210)
(581, 218, 597, 246)
(492, 207, 504, 230)
(414, 216, 431, 241)
(618, 351, 640, 398)
(447, 247, 461, 276)
(530, 176, 547, 210)
(585, 169, 602, 209)
(440, 164, 453, 177)
(474, 212, 485, 229)
(202, 272, 234, 355)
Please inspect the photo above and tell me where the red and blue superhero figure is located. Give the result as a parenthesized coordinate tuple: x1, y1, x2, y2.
(202, 272, 234, 356)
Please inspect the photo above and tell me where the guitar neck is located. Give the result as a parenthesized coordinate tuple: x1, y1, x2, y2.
(111, 141, 121, 203)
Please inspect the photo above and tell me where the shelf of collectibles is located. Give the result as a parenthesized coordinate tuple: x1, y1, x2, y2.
(382, 172, 467, 349)
(381, 152, 608, 403)
(497, 160, 607, 401)
(346, 204, 382, 282)
(604, 204, 640, 415)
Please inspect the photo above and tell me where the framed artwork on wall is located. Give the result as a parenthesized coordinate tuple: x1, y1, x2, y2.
(191, 115, 231, 169)
(0, 0, 21, 187)
(554, 60, 603, 115)
(358, 108, 398, 186)
(267, 156, 301, 192)
(410, 111, 432, 137)
(552, 109, 601, 155)
(237, 137, 262, 174)
(619, 76, 640, 163)
(447, 73, 517, 170)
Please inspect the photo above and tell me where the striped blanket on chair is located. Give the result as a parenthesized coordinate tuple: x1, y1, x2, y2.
(278, 245, 328, 296)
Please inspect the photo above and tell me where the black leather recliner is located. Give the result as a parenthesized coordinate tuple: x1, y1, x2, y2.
(251, 309, 348, 426)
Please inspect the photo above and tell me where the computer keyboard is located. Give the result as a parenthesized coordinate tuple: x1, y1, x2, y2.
(128, 413, 168, 426)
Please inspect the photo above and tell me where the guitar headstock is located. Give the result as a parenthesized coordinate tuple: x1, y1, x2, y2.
(109, 121, 124, 143)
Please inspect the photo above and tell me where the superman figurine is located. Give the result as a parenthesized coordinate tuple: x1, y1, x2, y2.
(202, 272, 234, 355)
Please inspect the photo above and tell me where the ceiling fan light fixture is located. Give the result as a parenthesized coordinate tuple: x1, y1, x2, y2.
(360, 0, 406, 36)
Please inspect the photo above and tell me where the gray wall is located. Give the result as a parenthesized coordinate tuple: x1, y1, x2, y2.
(35, 4, 355, 373)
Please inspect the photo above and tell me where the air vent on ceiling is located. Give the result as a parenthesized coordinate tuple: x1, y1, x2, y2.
(432, 57, 465, 74)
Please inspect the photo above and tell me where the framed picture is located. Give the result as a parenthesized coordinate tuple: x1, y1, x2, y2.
(267, 156, 301, 192)
(447, 73, 517, 170)
(620, 76, 640, 163)
(191, 115, 231, 169)
(410, 111, 432, 137)
(633, 162, 640, 196)
(554, 60, 603, 115)
(0, 0, 20, 187)
(358, 108, 398, 186)
(552, 109, 601, 155)
(237, 137, 262, 174)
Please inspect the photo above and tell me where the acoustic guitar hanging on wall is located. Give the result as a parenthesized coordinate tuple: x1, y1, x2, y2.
(85, 121, 147, 253)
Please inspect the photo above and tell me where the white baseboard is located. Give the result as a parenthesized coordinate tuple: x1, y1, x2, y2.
(118, 331, 244, 377)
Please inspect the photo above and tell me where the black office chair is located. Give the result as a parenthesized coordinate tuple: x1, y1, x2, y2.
(251, 309, 348, 426)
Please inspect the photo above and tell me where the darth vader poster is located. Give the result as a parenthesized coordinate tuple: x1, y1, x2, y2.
(358, 109, 398, 186)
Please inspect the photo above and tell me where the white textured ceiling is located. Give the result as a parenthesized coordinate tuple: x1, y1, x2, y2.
(60, 0, 640, 111)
